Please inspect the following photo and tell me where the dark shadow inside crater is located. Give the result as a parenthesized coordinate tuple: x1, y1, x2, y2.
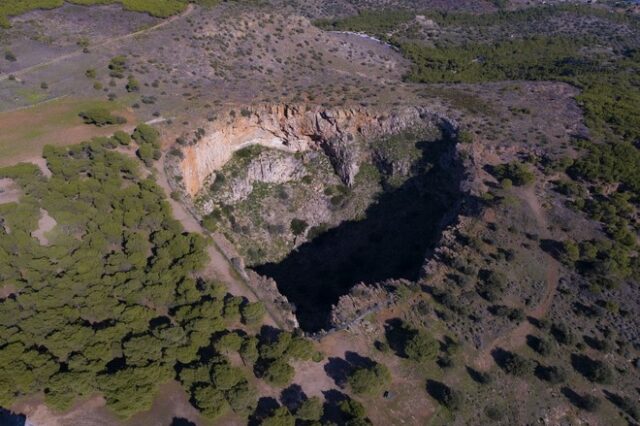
(254, 133, 463, 332)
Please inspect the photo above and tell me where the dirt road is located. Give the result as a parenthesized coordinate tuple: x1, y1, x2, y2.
(0, 4, 195, 83)
(153, 156, 282, 328)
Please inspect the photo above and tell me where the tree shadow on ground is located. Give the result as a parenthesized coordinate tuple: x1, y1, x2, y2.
(490, 347, 511, 370)
(248, 397, 280, 426)
(426, 379, 451, 405)
(280, 384, 307, 412)
(170, 418, 196, 426)
(0, 409, 25, 426)
(324, 357, 352, 388)
(540, 238, 563, 259)
(561, 387, 585, 408)
(383, 318, 412, 358)
(466, 366, 491, 384)
(323, 351, 376, 388)
(322, 389, 350, 424)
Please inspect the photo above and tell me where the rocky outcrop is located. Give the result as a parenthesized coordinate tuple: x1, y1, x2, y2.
(245, 270, 300, 330)
(214, 150, 305, 204)
(178, 104, 452, 196)
(328, 282, 397, 331)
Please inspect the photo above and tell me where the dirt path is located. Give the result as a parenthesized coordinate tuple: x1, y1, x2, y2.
(0, 4, 195, 83)
(31, 208, 57, 245)
(474, 186, 559, 370)
(153, 156, 281, 328)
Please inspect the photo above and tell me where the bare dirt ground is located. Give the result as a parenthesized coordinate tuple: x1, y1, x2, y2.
(27, 157, 53, 178)
(0, 178, 21, 204)
(0, 97, 137, 167)
(0, 283, 17, 299)
(0, 4, 161, 76)
(0, 5, 194, 84)
(1, 2, 410, 121)
(14, 381, 209, 426)
(14, 394, 114, 426)
(473, 186, 560, 371)
(31, 208, 56, 245)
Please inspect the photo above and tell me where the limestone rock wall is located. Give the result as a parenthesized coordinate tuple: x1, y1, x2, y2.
(179, 104, 449, 196)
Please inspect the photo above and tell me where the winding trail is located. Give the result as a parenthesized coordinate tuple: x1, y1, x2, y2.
(154, 156, 282, 329)
(474, 186, 559, 370)
(0, 4, 195, 83)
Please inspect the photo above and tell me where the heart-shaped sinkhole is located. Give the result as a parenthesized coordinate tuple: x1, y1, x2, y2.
(192, 116, 463, 331)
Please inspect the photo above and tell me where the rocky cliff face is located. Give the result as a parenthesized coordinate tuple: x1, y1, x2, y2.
(179, 104, 453, 196)
(214, 150, 306, 204)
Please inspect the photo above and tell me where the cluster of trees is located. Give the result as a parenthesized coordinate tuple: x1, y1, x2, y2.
(108, 55, 127, 79)
(385, 319, 441, 363)
(400, 36, 592, 84)
(313, 4, 630, 40)
(495, 344, 615, 388)
(1, 0, 189, 28)
(178, 332, 257, 419)
(491, 162, 535, 187)
(0, 133, 212, 415)
(569, 141, 640, 193)
(559, 236, 636, 280)
(132, 123, 162, 166)
(254, 329, 319, 386)
(0, 129, 315, 420)
(0, 0, 62, 28)
(425, 4, 636, 30)
(257, 394, 370, 426)
(347, 362, 391, 395)
(314, 9, 413, 37)
(550, 143, 640, 283)
(177, 327, 321, 420)
(79, 106, 127, 126)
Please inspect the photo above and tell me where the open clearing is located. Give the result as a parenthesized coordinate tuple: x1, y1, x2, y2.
(31, 208, 57, 246)
(0, 97, 136, 167)
(0, 178, 21, 204)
